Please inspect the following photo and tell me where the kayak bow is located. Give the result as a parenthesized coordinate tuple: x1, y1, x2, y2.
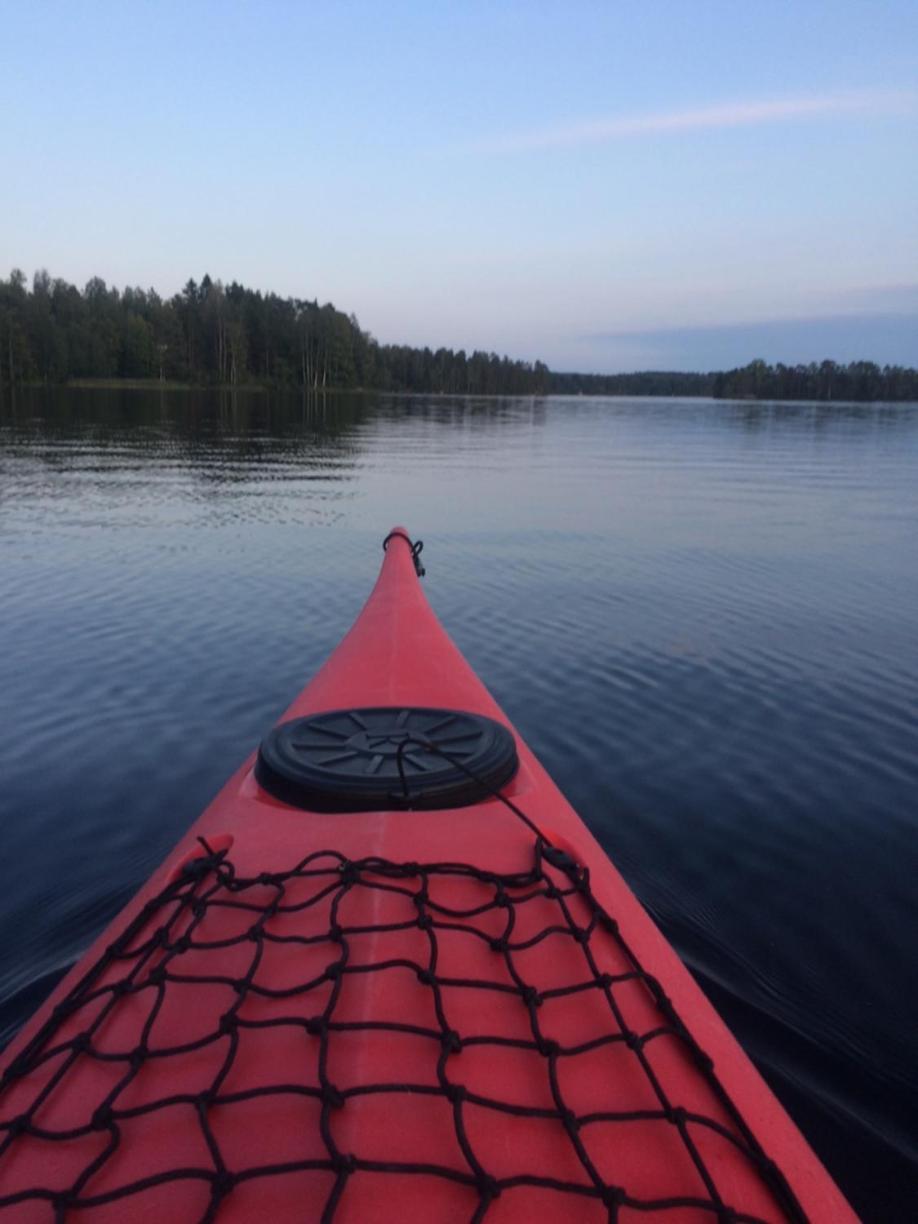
(0, 530, 854, 1223)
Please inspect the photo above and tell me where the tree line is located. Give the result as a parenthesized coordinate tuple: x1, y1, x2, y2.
(549, 370, 715, 396)
(0, 269, 550, 395)
(550, 360, 918, 401)
(709, 358, 918, 402)
(1, 269, 915, 401)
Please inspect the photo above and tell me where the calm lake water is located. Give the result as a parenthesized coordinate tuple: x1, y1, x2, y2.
(1, 388, 916, 1218)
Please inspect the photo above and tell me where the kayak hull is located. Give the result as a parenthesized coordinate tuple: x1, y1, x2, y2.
(0, 530, 854, 1222)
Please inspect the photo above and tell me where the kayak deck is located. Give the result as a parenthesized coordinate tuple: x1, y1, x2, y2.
(0, 530, 854, 1222)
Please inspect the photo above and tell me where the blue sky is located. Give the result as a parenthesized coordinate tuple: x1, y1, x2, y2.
(2, 1, 916, 371)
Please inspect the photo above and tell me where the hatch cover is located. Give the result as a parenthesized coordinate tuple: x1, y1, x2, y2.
(255, 706, 518, 811)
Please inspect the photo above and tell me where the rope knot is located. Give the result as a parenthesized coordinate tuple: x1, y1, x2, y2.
(601, 1186, 626, 1209)
(692, 1046, 715, 1073)
(543, 845, 579, 875)
(212, 1170, 235, 1198)
(477, 1174, 501, 1200)
(443, 1030, 462, 1055)
(181, 855, 216, 881)
(323, 1084, 345, 1109)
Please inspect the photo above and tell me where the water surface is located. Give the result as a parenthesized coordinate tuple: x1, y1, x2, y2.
(1, 389, 916, 1218)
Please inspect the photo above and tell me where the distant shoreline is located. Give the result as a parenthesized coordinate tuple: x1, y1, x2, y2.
(3, 269, 916, 404)
(3, 379, 916, 407)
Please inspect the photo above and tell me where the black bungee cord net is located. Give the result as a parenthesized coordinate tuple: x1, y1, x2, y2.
(0, 738, 807, 1224)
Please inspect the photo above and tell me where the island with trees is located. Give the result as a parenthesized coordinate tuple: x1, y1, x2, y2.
(1, 269, 915, 402)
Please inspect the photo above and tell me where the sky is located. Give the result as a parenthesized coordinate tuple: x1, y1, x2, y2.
(1, 1, 916, 372)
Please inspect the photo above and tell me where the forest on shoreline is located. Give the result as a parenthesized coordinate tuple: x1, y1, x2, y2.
(1, 269, 916, 402)
(554, 361, 918, 402)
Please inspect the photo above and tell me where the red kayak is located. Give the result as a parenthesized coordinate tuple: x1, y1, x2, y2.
(0, 529, 854, 1222)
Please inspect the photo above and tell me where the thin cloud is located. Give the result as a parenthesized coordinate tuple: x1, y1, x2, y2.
(475, 89, 917, 153)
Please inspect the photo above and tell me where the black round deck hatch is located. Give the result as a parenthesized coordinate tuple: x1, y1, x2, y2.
(255, 707, 518, 812)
